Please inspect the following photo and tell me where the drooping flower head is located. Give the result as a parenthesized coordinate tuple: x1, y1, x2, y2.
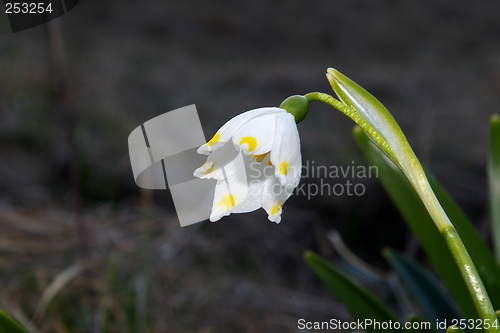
(194, 106, 302, 223)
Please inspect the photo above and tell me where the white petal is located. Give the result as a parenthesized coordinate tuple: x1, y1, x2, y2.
(270, 112, 302, 189)
(193, 159, 214, 178)
(261, 176, 294, 224)
(209, 152, 249, 222)
(197, 107, 284, 154)
(194, 141, 239, 180)
(231, 112, 284, 155)
(231, 154, 272, 213)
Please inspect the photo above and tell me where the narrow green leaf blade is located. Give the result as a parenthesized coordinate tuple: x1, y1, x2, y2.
(327, 68, 400, 136)
(384, 248, 462, 331)
(304, 251, 400, 333)
(326, 68, 402, 165)
(489, 114, 500, 261)
(354, 126, 477, 320)
(0, 308, 30, 333)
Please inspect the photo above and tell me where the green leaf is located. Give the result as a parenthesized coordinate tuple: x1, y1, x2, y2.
(489, 114, 500, 261)
(354, 126, 478, 320)
(304, 251, 400, 333)
(384, 248, 462, 332)
(0, 308, 30, 333)
(326, 69, 398, 136)
(325, 69, 400, 165)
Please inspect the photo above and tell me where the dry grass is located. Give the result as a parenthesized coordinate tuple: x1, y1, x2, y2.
(0, 202, 350, 332)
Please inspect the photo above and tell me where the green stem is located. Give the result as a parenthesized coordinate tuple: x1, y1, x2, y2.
(443, 226, 498, 330)
(417, 168, 498, 329)
(307, 91, 499, 332)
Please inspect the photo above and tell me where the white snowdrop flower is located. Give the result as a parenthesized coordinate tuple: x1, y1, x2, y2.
(194, 107, 302, 223)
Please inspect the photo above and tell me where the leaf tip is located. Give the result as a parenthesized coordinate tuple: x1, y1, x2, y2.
(491, 114, 500, 127)
(327, 67, 338, 74)
(352, 125, 362, 136)
(303, 250, 315, 262)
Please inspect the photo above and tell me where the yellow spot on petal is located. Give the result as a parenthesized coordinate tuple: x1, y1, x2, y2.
(279, 162, 289, 175)
(239, 136, 258, 152)
(207, 132, 221, 147)
(271, 201, 282, 216)
(218, 194, 236, 209)
(204, 164, 214, 174)
(252, 152, 270, 162)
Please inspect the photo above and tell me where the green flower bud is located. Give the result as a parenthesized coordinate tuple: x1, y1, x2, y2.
(279, 95, 309, 123)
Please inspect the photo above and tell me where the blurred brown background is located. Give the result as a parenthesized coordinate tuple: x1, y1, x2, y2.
(1, 0, 500, 332)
